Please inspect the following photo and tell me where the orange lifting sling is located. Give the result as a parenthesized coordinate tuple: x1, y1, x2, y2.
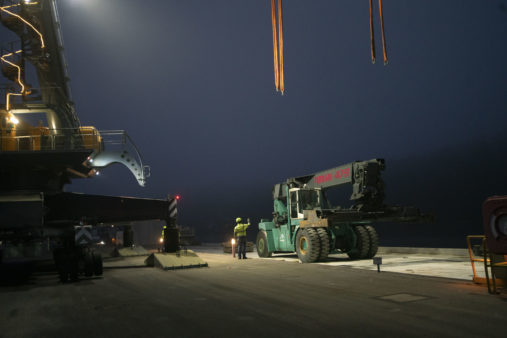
(369, 0, 388, 65)
(271, 0, 284, 94)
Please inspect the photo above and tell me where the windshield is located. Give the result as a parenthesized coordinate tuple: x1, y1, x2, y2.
(298, 190, 321, 210)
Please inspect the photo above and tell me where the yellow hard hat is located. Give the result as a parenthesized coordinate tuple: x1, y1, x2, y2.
(236, 217, 242, 223)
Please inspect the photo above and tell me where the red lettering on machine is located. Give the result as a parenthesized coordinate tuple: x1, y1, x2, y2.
(314, 168, 350, 185)
(314, 173, 332, 184)
(334, 168, 350, 179)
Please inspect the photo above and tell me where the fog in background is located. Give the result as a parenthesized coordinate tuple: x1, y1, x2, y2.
(38, 1, 507, 247)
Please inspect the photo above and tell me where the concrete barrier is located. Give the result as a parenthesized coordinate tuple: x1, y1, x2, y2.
(145, 250, 208, 270)
(377, 246, 468, 256)
(113, 246, 149, 257)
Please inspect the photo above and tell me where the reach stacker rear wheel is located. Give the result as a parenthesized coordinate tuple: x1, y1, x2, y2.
(347, 225, 371, 260)
(256, 231, 272, 257)
(364, 225, 379, 258)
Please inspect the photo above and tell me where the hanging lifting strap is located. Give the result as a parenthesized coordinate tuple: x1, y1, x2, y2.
(378, 0, 388, 65)
(369, 0, 376, 64)
(369, 0, 388, 65)
(271, 0, 284, 94)
(278, 0, 284, 94)
(271, 0, 279, 91)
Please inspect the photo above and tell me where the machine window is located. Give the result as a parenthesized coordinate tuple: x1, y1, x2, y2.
(290, 191, 298, 218)
(299, 190, 320, 211)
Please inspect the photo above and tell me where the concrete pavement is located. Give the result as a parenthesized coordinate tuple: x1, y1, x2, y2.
(1, 246, 505, 338)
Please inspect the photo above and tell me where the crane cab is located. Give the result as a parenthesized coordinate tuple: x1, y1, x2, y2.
(288, 188, 323, 220)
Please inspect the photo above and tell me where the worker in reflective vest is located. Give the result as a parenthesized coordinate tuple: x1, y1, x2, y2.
(160, 225, 167, 252)
(234, 217, 250, 259)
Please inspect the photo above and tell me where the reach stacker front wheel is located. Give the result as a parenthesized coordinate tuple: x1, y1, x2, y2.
(316, 228, 330, 261)
(256, 231, 272, 257)
(296, 228, 321, 263)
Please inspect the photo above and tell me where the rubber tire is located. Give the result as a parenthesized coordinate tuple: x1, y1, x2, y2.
(54, 248, 69, 283)
(256, 231, 272, 258)
(69, 250, 79, 282)
(296, 228, 321, 263)
(364, 225, 379, 258)
(92, 252, 103, 276)
(84, 251, 94, 277)
(316, 228, 330, 261)
(347, 225, 370, 260)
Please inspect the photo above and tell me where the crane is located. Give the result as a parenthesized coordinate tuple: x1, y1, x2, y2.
(0, 0, 180, 282)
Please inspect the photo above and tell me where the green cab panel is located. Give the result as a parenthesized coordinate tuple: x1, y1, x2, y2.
(259, 221, 275, 231)
(258, 221, 294, 252)
(271, 224, 294, 252)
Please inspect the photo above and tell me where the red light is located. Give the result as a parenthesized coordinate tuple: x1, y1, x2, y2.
(175, 195, 180, 200)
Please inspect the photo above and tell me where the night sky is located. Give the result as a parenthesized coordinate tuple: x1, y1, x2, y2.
(11, 1, 507, 246)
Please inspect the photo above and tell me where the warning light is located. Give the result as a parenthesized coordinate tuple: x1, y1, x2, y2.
(175, 195, 180, 200)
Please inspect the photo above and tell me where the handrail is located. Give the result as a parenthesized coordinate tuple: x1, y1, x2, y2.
(0, 127, 96, 152)
(466, 235, 489, 283)
(467, 234, 507, 294)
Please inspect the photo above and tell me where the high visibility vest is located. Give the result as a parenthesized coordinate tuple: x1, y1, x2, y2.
(234, 223, 250, 237)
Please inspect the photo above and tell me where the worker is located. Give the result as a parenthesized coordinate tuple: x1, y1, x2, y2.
(234, 217, 250, 259)
(160, 225, 167, 252)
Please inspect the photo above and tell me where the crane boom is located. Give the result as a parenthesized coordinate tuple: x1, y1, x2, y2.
(0, 0, 183, 281)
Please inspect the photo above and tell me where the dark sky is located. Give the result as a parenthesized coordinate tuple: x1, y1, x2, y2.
(32, 1, 507, 245)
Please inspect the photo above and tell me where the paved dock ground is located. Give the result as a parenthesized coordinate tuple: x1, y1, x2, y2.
(1, 246, 505, 338)
(200, 244, 485, 280)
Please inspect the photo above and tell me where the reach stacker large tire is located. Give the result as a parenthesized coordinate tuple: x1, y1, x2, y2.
(347, 225, 371, 260)
(296, 228, 321, 263)
(256, 231, 272, 257)
(364, 225, 379, 258)
(316, 228, 330, 261)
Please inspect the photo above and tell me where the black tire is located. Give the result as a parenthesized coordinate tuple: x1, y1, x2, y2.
(364, 225, 379, 258)
(92, 252, 103, 276)
(347, 225, 370, 260)
(296, 228, 321, 263)
(54, 248, 69, 283)
(316, 228, 330, 261)
(69, 251, 79, 282)
(256, 231, 272, 258)
(84, 251, 94, 277)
